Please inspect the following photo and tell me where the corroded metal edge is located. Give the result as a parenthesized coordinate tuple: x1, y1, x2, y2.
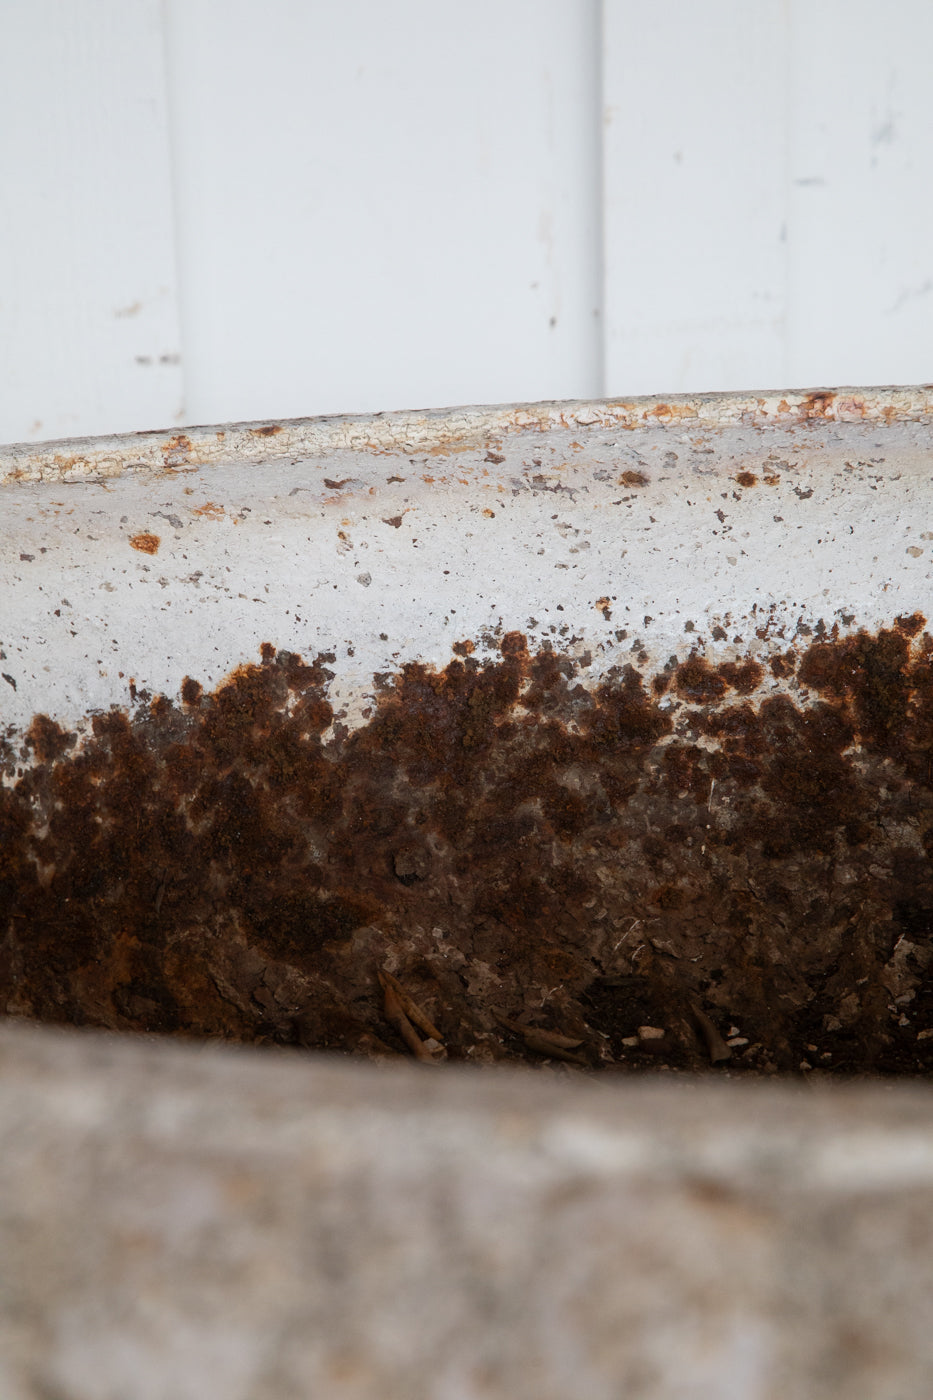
(3, 384, 932, 485)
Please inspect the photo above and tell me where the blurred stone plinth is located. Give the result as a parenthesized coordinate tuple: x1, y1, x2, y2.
(1, 1021, 932, 1399)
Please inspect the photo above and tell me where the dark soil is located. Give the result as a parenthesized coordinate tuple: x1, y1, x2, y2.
(4, 615, 933, 1078)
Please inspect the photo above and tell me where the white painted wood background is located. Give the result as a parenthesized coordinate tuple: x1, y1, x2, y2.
(1, 0, 930, 446)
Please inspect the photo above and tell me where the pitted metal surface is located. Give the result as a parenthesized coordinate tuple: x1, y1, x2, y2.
(3, 389, 933, 1073)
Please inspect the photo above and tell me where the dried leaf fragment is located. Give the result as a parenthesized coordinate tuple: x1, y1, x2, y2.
(690, 1003, 732, 1064)
(378, 968, 443, 1042)
(493, 1010, 589, 1065)
(379, 971, 445, 1064)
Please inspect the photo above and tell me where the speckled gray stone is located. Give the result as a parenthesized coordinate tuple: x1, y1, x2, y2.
(2, 1020, 933, 1399)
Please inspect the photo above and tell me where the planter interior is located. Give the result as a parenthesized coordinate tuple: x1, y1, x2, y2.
(3, 388, 933, 1076)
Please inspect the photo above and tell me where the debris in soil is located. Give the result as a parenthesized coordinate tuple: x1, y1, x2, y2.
(3, 615, 933, 1077)
(689, 1004, 732, 1065)
(492, 1010, 589, 1066)
(380, 967, 444, 1043)
(379, 969, 445, 1064)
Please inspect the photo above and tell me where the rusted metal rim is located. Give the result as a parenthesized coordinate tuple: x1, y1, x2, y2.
(3, 384, 933, 485)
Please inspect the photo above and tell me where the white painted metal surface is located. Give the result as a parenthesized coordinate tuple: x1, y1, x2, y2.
(2, 386, 932, 738)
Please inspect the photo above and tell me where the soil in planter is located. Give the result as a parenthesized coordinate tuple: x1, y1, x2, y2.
(3, 615, 933, 1078)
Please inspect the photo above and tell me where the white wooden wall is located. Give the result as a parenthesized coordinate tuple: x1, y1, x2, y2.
(1, 1, 930, 445)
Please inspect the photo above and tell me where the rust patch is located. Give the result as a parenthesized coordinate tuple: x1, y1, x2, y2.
(717, 659, 764, 694)
(192, 501, 225, 519)
(180, 677, 203, 706)
(798, 391, 836, 420)
(674, 656, 725, 704)
(735, 471, 758, 488)
(4, 617, 933, 1077)
(619, 470, 649, 488)
(643, 402, 695, 424)
(897, 613, 926, 638)
(250, 425, 283, 437)
(162, 434, 193, 467)
(129, 533, 160, 554)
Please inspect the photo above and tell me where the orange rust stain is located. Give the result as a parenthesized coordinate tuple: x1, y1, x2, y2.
(595, 597, 612, 620)
(482, 508, 495, 518)
(643, 402, 696, 424)
(192, 501, 225, 519)
(798, 392, 836, 420)
(250, 425, 283, 437)
(162, 434, 193, 466)
(735, 471, 758, 488)
(52, 455, 83, 474)
(129, 533, 160, 554)
(619, 470, 649, 488)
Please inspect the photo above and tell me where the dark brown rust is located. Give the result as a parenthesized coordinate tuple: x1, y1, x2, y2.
(3, 615, 933, 1076)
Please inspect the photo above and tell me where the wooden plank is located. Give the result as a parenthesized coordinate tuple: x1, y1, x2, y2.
(601, 0, 788, 395)
(785, 0, 933, 387)
(161, 0, 603, 423)
(0, 0, 183, 444)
